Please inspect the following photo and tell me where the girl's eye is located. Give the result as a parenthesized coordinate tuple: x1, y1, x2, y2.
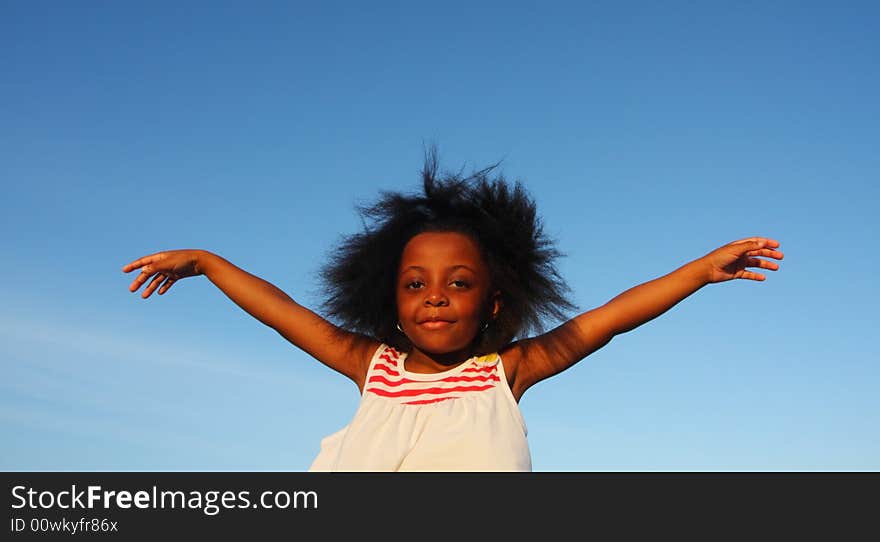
(406, 281, 424, 289)
(451, 280, 469, 288)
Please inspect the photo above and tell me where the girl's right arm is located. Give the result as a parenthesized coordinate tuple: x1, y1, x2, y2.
(122, 249, 378, 390)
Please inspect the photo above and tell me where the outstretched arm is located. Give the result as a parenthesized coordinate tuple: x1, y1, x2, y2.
(122, 250, 377, 389)
(507, 237, 784, 400)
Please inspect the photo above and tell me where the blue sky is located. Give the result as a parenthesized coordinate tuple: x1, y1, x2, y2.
(2, 1, 878, 471)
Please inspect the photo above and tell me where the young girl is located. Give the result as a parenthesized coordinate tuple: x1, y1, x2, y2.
(122, 150, 783, 471)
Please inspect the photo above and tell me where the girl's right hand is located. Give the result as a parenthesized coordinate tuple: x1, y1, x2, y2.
(122, 249, 205, 298)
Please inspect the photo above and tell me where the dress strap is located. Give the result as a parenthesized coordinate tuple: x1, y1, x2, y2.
(366, 344, 403, 377)
(494, 352, 529, 436)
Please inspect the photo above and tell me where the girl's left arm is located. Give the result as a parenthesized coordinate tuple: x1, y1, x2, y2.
(508, 237, 784, 400)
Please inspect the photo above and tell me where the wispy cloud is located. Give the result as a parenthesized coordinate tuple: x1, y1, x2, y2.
(0, 312, 339, 390)
(0, 311, 354, 470)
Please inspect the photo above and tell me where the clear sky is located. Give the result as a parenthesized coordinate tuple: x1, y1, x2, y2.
(2, 1, 877, 471)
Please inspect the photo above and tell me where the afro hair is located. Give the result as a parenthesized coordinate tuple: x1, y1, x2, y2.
(318, 146, 577, 354)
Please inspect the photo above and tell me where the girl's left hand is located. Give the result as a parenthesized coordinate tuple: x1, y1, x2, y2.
(702, 237, 784, 283)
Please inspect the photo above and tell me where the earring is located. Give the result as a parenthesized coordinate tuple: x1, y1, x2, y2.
(396, 322, 404, 333)
(481, 322, 489, 332)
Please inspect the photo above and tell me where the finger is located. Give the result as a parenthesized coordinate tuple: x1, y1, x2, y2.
(129, 269, 153, 292)
(122, 254, 158, 273)
(158, 276, 176, 295)
(128, 263, 159, 292)
(142, 273, 166, 298)
(739, 270, 766, 281)
(732, 237, 780, 249)
(745, 248, 785, 260)
(745, 257, 780, 271)
(751, 238, 780, 249)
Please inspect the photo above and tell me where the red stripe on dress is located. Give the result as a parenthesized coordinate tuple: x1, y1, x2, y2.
(402, 396, 459, 405)
(378, 353, 398, 365)
(372, 363, 400, 376)
(462, 365, 497, 374)
(367, 374, 499, 387)
(366, 383, 494, 398)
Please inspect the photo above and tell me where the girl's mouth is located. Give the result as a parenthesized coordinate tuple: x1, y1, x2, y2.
(419, 320, 454, 330)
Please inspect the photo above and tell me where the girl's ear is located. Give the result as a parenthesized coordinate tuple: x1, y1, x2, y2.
(490, 290, 502, 320)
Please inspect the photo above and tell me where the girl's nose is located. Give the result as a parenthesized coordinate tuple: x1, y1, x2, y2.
(424, 292, 449, 306)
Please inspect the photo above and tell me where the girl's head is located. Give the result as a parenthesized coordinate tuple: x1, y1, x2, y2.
(320, 146, 576, 355)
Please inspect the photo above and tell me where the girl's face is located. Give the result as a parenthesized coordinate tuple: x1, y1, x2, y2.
(396, 231, 498, 356)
